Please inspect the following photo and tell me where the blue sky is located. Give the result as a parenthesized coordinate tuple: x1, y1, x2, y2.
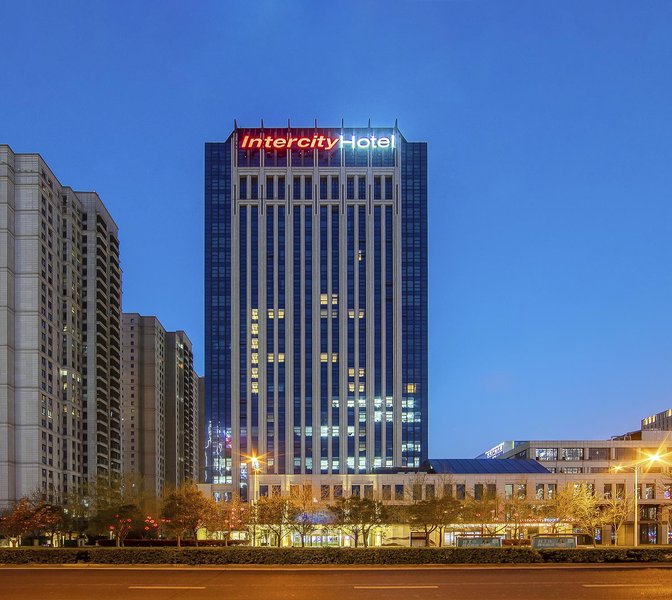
(2, 1, 672, 458)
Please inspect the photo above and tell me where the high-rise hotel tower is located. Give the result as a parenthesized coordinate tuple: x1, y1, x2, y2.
(205, 125, 427, 496)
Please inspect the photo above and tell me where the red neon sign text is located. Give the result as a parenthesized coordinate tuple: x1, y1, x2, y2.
(240, 134, 339, 151)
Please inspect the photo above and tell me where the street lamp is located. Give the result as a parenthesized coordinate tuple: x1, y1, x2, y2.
(612, 453, 663, 547)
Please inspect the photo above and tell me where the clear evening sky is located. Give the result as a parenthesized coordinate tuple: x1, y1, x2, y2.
(2, 1, 672, 458)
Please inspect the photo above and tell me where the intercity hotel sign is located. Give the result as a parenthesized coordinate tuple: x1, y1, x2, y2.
(239, 131, 396, 151)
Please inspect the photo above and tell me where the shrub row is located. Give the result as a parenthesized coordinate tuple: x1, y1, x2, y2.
(95, 538, 246, 547)
(1, 546, 672, 565)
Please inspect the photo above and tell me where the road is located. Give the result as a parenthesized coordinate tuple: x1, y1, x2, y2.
(0, 564, 671, 599)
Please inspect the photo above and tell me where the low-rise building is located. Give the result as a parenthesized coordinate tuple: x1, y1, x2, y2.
(199, 456, 672, 546)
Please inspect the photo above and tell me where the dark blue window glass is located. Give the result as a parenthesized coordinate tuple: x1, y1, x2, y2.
(358, 177, 366, 200)
(401, 140, 428, 467)
(374, 176, 381, 200)
(205, 142, 232, 484)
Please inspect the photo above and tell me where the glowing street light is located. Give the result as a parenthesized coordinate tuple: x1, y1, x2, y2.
(611, 452, 664, 547)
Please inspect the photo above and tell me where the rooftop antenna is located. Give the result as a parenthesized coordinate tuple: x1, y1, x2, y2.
(260, 118, 264, 128)
(234, 118, 238, 130)
(368, 118, 371, 128)
(288, 118, 291, 129)
(314, 117, 318, 129)
(394, 118, 398, 130)
(341, 117, 344, 128)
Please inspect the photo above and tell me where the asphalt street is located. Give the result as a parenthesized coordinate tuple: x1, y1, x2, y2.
(0, 564, 671, 599)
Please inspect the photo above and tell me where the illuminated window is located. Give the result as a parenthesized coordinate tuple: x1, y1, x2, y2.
(320, 353, 328, 363)
(406, 383, 417, 393)
(267, 309, 274, 319)
(267, 353, 274, 363)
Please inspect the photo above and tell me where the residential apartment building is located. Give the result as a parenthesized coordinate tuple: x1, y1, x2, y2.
(165, 331, 198, 487)
(121, 314, 166, 498)
(204, 124, 428, 498)
(121, 316, 199, 496)
(0, 145, 121, 505)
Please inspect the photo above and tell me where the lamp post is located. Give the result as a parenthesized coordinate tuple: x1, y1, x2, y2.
(612, 453, 662, 547)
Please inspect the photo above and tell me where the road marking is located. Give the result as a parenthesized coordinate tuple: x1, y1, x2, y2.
(128, 586, 206, 590)
(354, 585, 439, 589)
(583, 584, 660, 588)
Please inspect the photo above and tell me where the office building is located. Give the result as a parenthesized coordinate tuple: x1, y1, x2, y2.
(479, 429, 671, 474)
(121, 315, 199, 495)
(204, 124, 428, 496)
(0, 145, 121, 505)
(642, 408, 672, 432)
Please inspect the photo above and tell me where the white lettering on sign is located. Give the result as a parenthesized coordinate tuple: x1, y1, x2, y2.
(239, 132, 395, 151)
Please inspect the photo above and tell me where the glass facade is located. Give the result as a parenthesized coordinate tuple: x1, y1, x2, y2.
(204, 126, 428, 489)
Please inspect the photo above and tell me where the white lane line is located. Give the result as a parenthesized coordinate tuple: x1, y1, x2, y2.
(583, 584, 660, 588)
(354, 585, 439, 589)
(128, 586, 206, 590)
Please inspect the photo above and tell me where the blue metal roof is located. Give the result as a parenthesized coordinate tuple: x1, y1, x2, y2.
(425, 458, 551, 475)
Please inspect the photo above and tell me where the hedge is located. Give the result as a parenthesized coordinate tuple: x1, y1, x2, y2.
(1, 546, 672, 565)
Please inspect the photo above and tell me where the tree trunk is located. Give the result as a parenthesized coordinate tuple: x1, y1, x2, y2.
(177, 534, 182, 548)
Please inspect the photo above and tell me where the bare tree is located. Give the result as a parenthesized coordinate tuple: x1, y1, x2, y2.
(288, 485, 323, 547)
(0, 499, 42, 547)
(256, 494, 293, 547)
(161, 481, 214, 547)
(503, 484, 536, 542)
(602, 495, 634, 546)
(328, 496, 386, 547)
(207, 495, 248, 545)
